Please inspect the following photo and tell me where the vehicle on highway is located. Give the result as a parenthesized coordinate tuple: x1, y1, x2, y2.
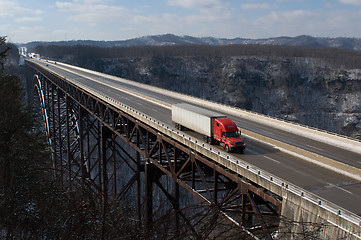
(172, 103, 246, 153)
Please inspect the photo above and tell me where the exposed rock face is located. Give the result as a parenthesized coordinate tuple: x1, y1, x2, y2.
(67, 55, 361, 138)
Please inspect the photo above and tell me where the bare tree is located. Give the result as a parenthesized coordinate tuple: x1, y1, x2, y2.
(0, 36, 11, 73)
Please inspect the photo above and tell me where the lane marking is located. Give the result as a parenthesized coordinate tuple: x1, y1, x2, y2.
(262, 130, 275, 136)
(306, 144, 323, 152)
(264, 156, 280, 164)
(328, 183, 353, 195)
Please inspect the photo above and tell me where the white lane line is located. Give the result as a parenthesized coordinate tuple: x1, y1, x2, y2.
(306, 144, 323, 152)
(264, 156, 280, 164)
(116, 94, 129, 101)
(336, 186, 352, 195)
(263, 130, 275, 136)
(328, 183, 353, 195)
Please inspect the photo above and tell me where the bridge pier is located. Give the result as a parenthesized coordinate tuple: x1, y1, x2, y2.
(278, 191, 361, 239)
(145, 161, 154, 232)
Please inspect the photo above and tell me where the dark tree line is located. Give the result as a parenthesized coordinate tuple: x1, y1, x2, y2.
(35, 43, 361, 69)
(0, 37, 139, 239)
(0, 36, 11, 72)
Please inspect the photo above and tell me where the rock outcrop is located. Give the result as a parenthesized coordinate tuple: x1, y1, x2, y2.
(38, 44, 361, 139)
(69, 55, 361, 138)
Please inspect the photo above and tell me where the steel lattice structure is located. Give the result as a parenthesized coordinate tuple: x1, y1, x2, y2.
(28, 61, 282, 239)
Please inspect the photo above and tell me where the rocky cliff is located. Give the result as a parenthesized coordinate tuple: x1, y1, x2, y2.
(37, 44, 361, 139)
(70, 55, 360, 138)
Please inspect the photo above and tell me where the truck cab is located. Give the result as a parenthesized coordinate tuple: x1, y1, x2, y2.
(213, 118, 246, 153)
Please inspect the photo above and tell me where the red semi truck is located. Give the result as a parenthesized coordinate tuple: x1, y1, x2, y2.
(172, 103, 246, 153)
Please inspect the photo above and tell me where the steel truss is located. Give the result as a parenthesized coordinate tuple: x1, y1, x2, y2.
(29, 61, 282, 239)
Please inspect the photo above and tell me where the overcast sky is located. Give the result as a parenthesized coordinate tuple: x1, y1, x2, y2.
(1, 0, 361, 43)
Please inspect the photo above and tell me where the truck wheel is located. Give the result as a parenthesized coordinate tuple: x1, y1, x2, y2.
(225, 145, 230, 152)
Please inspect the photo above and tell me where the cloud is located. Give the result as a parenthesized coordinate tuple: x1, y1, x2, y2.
(246, 9, 361, 38)
(339, 0, 361, 6)
(168, 0, 230, 14)
(0, 0, 42, 18)
(0, 23, 12, 34)
(240, 3, 271, 10)
(15, 17, 42, 23)
(73, 0, 105, 3)
(167, 0, 232, 21)
(9, 25, 48, 43)
(168, 0, 224, 9)
(55, 1, 128, 23)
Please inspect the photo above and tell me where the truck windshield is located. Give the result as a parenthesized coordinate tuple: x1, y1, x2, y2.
(225, 131, 240, 137)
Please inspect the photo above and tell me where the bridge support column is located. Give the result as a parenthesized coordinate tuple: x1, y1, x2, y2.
(173, 178, 180, 238)
(101, 125, 111, 204)
(79, 106, 86, 184)
(57, 90, 64, 184)
(145, 162, 154, 233)
(65, 96, 72, 186)
(51, 83, 57, 172)
(136, 151, 142, 230)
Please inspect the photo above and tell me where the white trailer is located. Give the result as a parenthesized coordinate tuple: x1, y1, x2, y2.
(171, 103, 226, 137)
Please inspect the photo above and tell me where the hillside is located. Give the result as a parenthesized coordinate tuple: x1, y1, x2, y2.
(34, 44, 361, 139)
(24, 34, 361, 51)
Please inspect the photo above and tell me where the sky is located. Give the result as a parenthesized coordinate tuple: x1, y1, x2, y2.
(1, 0, 361, 43)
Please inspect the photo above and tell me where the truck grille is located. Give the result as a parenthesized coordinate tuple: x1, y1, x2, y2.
(235, 141, 243, 146)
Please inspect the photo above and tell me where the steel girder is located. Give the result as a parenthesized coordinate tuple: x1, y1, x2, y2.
(28, 61, 282, 239)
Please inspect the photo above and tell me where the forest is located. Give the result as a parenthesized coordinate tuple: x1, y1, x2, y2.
(34, 43, 361, 69)
(1, 37, 153, 239)
(33, 43, 361, 138)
